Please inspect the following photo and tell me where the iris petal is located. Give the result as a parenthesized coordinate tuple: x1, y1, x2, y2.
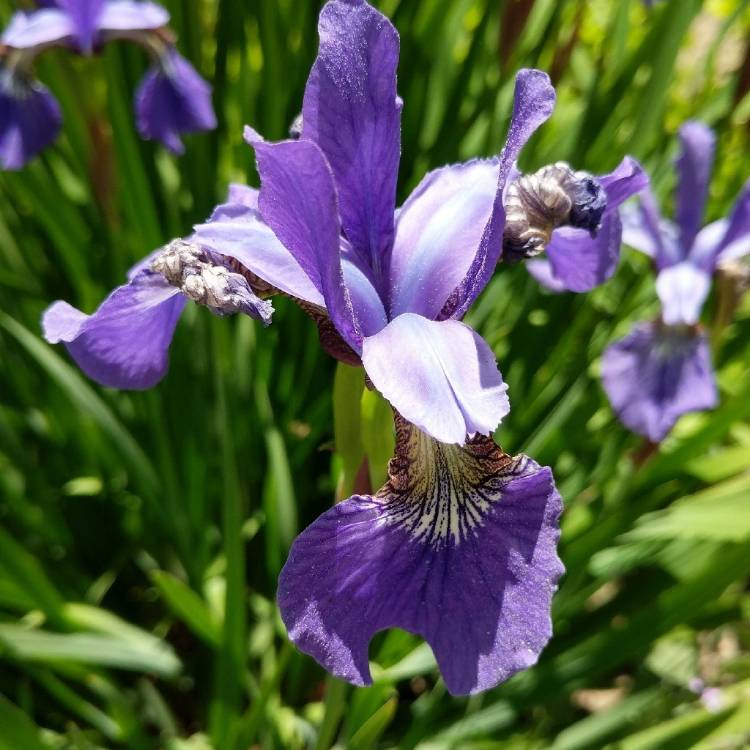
(302, 0, 401, 288)
(42, 270, 186, 390)
(278, 416, 563, 696)
(361, 313, 509, 445)
(675, 121, 715, 253)
(97, 1, 169, 35)
(2, 9, 73, 48)
(655, 261, 711, 326)
(601, 322, 717, 442)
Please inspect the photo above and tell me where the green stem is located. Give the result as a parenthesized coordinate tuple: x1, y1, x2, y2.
(314, 676, 349, 750)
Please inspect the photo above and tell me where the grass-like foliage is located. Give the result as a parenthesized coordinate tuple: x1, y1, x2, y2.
(1, 0, 749, 748)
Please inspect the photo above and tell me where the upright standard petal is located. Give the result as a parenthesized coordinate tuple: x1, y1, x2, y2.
(135, 49, 216, 154)
(361, 313, 509, 444)
(42, 270, 186, 389)
(675, 122, 715, 253)
(302, 0, 401, 288)
(0, 76, 62, 170)
(248, 132, 361, 350)
(57, 0, 104, 52)
(447, 68, 556, 319)
(389, 159, 500, 318)
(601, 322, 717, 442)
(655, 261, 711, 326)
(278, 417, 564, 695)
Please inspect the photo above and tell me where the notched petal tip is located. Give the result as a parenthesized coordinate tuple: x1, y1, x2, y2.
(278, 416, 564, 695)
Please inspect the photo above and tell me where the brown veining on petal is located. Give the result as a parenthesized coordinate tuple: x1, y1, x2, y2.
(375, 414, 533, 547)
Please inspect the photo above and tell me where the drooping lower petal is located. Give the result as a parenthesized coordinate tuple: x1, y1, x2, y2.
(361, 313, 509, 445)
(389, 159, 500, 319)
(655, 261, 711, 326)
(278, 416, 564, 696)
(135, 49, 216, 154)
(446, 68, 556, 319)
(526, 259, 568, 293)
(302, 0, 401, 289)
(0, 75, 62, 170)
(601, 322, 717, 442)
(544, 212, 622, 292)
(247, 131, 362, 351)
(674, 122, 715, 253)
(42, 270, 186, 389)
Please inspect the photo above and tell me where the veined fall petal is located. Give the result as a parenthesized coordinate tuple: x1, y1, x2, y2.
(278, 415, 564, 696)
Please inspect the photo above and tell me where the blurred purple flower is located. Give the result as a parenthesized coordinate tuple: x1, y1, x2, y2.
(0, 0, 215, 167)
(135, 48, 216, 154)
(602, 122, 750, 441)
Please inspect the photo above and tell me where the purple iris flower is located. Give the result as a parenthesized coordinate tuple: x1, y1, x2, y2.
(522, 159, 648, 293)
(42, 0, 582, 695)
(0, 0, 215, 167)
(602, 122, 750, 442)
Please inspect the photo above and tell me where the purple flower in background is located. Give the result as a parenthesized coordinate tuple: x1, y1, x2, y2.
(524, 158, 648, 292)
(135, 47, 216, 154)
(602, 121, 750, 441)
(0, 0, 215, 167)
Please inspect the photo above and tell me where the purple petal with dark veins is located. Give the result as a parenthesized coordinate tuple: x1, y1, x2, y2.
(278, 417, 563, 696)
(135, 49, 216, 154)
(601, 321, 717, 442)
(446, 69, 556, 319)
(389, 159, 500, 319)
(302, 0, 401, 289)
(0, 78, 62, 170)
(361, 313, 509, 444)
(545, 212, 622, 292)
(247, 130, 362, 350)
(675, 121, 715, 254)
(42, 270, 186, 389)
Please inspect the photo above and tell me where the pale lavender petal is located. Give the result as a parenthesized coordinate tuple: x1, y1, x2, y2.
(598, 156, 648, 210)
(135, 49, 216, 154)
(97, 0, 169, 33)
(655, 262, 711, 326)
(278, 417, 563, 696)
(342, 258, 387, 336)
(42, 271, 186, 389)
(193, 205, 325, 306)
(361, 313, 509, 444)
(302, 0, 400, 287)
(447, 68, 556, 319)
(624, 188, 682, 268)
(248, 132, 361, 349)
(688, 219, 727, 270)
(620, 201, 659, 258)
(2, 9, 73, 48)
(389, 159, 500, 318)
(0, 78, 62, 170)
(545, 212, 622, 292)
(602, 322, 717, 442)
(225, 183, 258, 209)
(675, 122, 715, 253)
(526, 259, 568, 293)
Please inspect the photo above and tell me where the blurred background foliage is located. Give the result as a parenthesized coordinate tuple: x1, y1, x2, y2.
(1, 0, 750, 748)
